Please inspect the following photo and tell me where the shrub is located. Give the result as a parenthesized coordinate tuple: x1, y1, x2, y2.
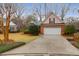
(64, 25, 76, 35)
(74, 32, 79, 42)
(20, 27, 29, 34)
(28, 24, 40, 35)
(24, 29, 29, 34)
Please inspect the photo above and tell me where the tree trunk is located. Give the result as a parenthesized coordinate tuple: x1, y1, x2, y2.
(5, 14, 10, 41)
(1, 16, 6, 41)
(0, 16, 6, 43)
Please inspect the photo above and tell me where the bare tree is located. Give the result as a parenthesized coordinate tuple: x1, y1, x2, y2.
(25, 15, 36, 25)
(60, 4, 70, 21)
(33, 4, 42, 22)
(44, 3, 47, 19)
(75, 8, 79, 17)
(51, 4, 59, 15)
(0, 3, 17, 42)
(12, 5, 25, 30)
(15, 5, 24, 18)
(49, 4, 70, 21)
(33, 3, 48, 24)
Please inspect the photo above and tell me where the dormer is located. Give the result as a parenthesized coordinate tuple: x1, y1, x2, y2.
(49, 18, 55, 24)
(43, 12, 62, 24)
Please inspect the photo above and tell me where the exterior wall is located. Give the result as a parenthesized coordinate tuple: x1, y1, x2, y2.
(10, 25, 17, 32)
(61, 24, 65, 35)
(40, 26, 44, 34)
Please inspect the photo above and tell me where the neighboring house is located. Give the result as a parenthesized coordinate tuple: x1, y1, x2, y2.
(40, 12, 65, 35)
(11, 18, 24, 31)
(0, 18, 17, 33)
(4, 21, 17, 32)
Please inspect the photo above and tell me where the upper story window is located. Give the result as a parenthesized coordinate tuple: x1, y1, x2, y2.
(49, 18, 55, 24)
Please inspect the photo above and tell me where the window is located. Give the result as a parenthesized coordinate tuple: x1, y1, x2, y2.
(49, 18, 55, 24)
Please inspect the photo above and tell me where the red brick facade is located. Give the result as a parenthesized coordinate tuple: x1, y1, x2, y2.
(40, 23, 65, 35)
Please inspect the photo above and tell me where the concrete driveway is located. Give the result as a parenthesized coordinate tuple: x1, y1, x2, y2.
(1, 35, 79, 56)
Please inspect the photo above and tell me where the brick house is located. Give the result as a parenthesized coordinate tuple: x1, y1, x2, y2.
(40, 12, 65, 35)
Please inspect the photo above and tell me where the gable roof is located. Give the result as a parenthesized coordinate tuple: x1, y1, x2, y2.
(41, 12, 62, 24)
(4, 21, 16, 26)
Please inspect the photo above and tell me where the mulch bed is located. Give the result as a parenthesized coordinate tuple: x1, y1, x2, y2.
(67, 38, 79, 49)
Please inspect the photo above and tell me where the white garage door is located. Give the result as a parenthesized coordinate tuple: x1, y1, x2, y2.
(44, 27, 61, 35)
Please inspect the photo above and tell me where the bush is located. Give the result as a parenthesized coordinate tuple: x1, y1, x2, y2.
(64, 25, 76, 35)
(24, 29, 29, 34)
(28, 24, 40, 35)
(74, 32, 79, 42)
(21, 28, 29, 34)
(20, 27, 29, 34)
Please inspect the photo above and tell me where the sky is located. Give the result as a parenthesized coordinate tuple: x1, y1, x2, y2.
(17, 3, 79, 18)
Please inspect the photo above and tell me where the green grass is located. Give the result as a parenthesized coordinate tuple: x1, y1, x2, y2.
(0, 42, 25, 53)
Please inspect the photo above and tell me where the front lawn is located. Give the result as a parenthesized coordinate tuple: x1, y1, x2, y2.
(0, 32, 39, 43)
(0, 42, 25, 53)
(0, 32, 39, 53)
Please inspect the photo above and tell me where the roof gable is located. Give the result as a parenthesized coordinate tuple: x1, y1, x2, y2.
(42, 12, 62, 24)
(4, 21, 16, 26)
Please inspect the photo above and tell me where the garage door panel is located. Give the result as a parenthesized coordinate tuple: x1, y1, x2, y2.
(44, 28, 61, 35)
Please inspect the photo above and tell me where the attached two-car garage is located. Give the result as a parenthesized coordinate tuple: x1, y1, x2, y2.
(44, 27, 61, 35)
